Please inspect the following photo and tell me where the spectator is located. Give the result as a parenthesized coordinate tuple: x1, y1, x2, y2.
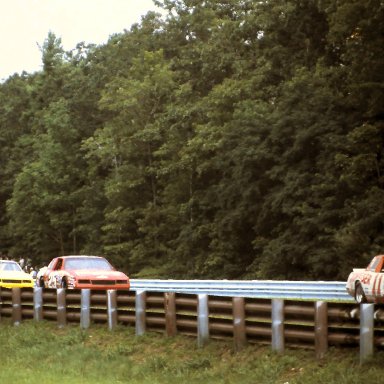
(30, 267, 38, 279)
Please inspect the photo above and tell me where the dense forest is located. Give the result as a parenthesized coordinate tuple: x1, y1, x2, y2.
(0, 0, 383, 280)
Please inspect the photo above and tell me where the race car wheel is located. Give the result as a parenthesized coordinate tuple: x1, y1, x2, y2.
(60, 278, 67, 289)
(39, 277, 45, 289)
(355, 283, 367, 304)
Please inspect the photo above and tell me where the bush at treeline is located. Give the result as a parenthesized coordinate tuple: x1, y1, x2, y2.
(0, 0, 383, 280)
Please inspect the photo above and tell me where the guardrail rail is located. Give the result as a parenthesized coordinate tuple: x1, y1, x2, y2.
(0, 280, 382, 364)
(130, 279, 352, 301)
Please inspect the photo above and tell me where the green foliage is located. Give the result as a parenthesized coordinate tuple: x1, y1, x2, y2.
(0, 1, 383, 279)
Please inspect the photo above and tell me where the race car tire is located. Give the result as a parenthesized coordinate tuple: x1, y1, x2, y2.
(39, 277, 45, 289)
(60, 278, 67, 289)
(355, 283, 367, 304)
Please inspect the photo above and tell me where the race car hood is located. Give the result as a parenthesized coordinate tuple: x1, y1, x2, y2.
(0, 270, 33, 280)
(69, 270, 128, 279)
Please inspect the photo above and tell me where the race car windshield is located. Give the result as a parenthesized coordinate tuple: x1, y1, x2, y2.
(0, 262, 23, 272)
(64, 258, 113, 271)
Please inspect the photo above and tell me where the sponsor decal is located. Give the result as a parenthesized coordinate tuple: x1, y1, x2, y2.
(360, 273, 372, 285)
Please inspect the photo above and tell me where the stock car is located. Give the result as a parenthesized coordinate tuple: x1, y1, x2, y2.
(38, 255, 130, 290)
(0, 260, 34, 288)
(346, 255, 384, 303)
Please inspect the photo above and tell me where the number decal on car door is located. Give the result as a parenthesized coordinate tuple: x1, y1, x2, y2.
(361, 273, 372, 285)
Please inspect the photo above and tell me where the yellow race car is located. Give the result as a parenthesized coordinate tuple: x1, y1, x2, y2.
(0, 260, 34, 288)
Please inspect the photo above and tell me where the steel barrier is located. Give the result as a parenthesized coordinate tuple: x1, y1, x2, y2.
(130, 279, 352, 301)
(0, 285, 382, 364)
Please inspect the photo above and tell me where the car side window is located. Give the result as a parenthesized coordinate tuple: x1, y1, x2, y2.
(368, 257, 380, 272)
(54, 259, 63, 270)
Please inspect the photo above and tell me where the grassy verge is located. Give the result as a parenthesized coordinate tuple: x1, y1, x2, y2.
(0, 320, 383, 384)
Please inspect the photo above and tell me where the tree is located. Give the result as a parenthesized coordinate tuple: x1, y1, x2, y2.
(0, 73, 34, 254)
(85, 49, 176, 271)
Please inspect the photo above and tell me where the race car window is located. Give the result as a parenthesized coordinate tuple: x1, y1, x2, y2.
(64, 257, 113, 271)
(368, 257, 380, 272)
(0, 262, 22, 272)
(54, 259, 63, 270)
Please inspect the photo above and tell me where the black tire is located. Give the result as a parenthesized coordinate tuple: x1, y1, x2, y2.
(60, 278, 67, 289)
(39, 277, 45, 289)
(355, 283, 367, 304)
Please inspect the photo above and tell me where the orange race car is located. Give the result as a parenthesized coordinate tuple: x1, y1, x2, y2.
(346, 255, 384, 303)
(38, 255, 130, 290)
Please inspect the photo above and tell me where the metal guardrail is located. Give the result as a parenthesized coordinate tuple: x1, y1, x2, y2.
(1, 287, 382, 363)
(130, 280, 353, 301)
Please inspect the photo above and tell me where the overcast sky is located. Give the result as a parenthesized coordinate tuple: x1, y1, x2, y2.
(1, 0, 162, 81)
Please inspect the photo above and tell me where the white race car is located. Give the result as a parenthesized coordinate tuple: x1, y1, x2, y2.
(346, 255, 384, 303)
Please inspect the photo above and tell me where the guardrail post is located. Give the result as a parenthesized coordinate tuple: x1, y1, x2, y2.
(81, 289, 91, 329)
(360, 303, 374, 364)
(271, 298, 284, 353)
(315, 301, 328, 359)
(232, 297, 247, 351)
(12, 288, 22, 326)
(197, 294, 210, 348)
(135, 290, 147, 336)
(56, 288, 66, 328)
(164, 292, 177, 337)
(33, 287, 43, 321)
(107, 289, 117, 330)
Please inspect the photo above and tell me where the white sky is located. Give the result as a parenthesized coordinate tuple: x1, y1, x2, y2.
(0, 0, 163, 81)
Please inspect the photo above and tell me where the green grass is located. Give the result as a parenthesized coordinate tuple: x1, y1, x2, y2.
(0, 320, 383, 384)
